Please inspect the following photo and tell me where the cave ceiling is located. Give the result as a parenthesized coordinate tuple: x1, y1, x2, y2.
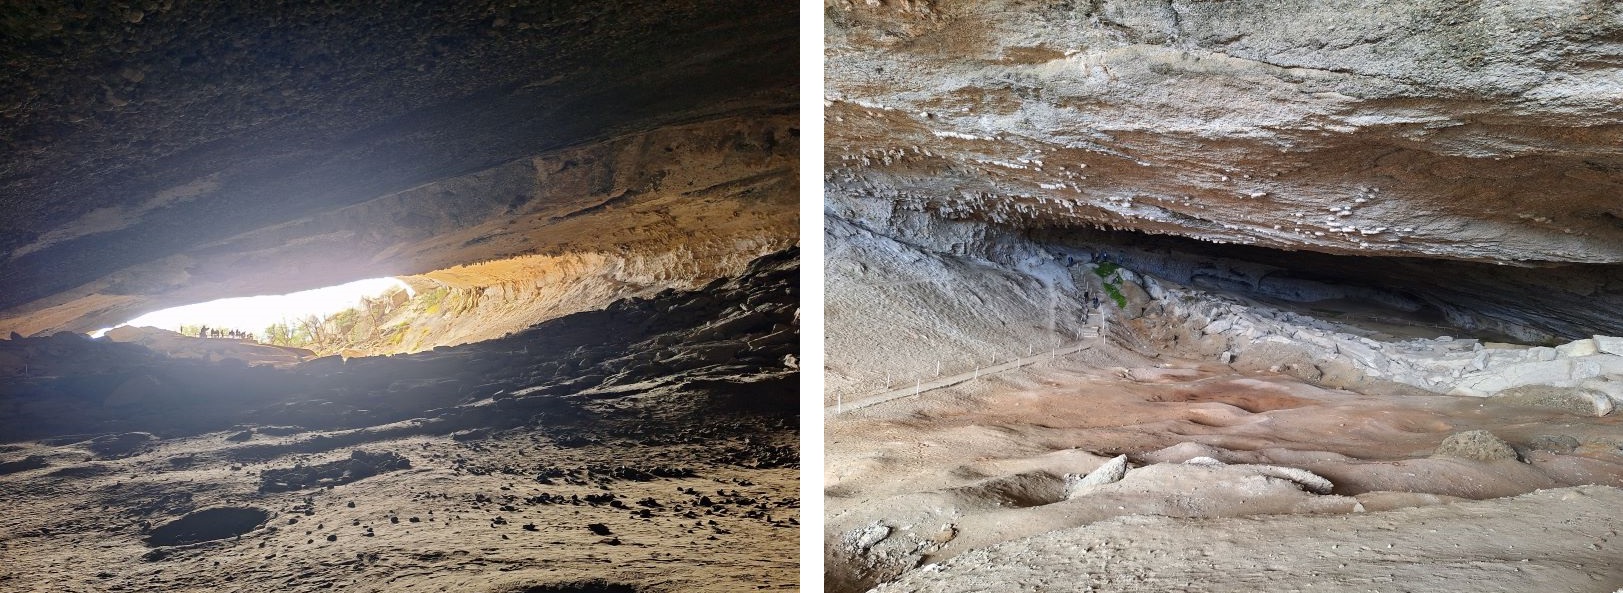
(0, 0, 798, 335)
(825, 0, 1623, 264)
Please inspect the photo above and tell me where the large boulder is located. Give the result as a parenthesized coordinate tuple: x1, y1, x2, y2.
(1434, 430, 1518, 462)
(1491, 385, 1614, 417)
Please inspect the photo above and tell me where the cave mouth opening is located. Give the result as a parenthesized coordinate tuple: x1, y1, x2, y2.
(91, 277, 413, 347)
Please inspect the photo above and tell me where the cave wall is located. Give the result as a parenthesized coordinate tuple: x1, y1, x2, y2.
(826, 0, 1623, 263)
(1029, 226, 1623, 343)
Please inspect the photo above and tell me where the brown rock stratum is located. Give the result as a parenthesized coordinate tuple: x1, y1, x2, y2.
(826, 0, 1623, 263)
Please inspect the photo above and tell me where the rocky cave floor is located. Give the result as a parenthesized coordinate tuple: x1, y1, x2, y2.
(0, 250, 800, 593)
(826, 348, 1623, 593)
(821, 225, 1623, 593)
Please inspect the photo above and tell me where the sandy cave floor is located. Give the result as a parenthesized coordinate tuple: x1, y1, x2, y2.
(0, 426, 798, 592)
(825, 347, 1623, 592)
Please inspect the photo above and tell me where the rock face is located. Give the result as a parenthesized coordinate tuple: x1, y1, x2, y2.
(826, 7, 1623, 591)
(1491, 385, 1614, 417)
(0, 251, 801, 592)
(0, 1, 796, 336)
(0, 248, 799, 442)
(826, 0, 1623, 263)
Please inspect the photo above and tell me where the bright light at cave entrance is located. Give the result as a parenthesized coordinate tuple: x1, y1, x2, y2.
(91, 277, 413, 339)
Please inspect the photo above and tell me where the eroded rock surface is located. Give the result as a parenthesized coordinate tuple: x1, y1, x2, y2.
(826, 3, 1623, 592)
(0, 0, 796, 336)
(827, 0, 1623, 263)
(0, 250, 800, 592)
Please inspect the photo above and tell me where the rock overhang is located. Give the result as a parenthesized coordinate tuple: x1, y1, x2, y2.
(825, 0, 1623, 263)
(0, 0, 799, 335)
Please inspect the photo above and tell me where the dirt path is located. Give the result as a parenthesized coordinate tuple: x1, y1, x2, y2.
(828, 339, 1098, 414)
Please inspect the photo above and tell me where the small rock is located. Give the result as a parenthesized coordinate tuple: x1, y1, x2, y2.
(1556, 339, 1598, 358)
(1435, 430, 1518, 462)
(1528, 435, 1580, 454)
(1594, 336, 1623, 357)
(845, 523, 890, 552)
(1245, 465, 1334, 495)
(1065, 454, 1128, 498)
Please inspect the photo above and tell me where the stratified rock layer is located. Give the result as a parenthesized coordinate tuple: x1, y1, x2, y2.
(0, 0, 796, 335)
(0, 252, 800, 593)
(826, 0, 1623, 263)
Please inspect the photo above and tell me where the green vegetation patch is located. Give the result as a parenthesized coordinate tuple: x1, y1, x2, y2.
(418, 286, 449, 314)
(1101, 283, 1127, 308)
(1091, 261, 1128, 308)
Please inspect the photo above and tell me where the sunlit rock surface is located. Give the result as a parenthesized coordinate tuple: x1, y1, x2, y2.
(1, 0, 796, 336)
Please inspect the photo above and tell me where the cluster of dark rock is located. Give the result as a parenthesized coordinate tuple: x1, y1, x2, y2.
(258, 450, 412, 493)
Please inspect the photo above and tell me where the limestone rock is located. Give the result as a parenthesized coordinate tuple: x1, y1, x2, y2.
(1491, 385, 1614, 417)
(845, 523, 891, 552)
(827, 0, 1623, 267)
(1064, 455, 1128, 498)
(1451, 355, 1623, 397)
(1595, 336, 1623, 357)
(1557, 339, 1599, 358)
(1581, 376, 1623, 406)
(1434, 430, 1518, 462)
(1239, 465, 1335, 496)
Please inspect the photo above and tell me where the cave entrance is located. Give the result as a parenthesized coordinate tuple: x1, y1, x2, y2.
(92, 277, 412, 350)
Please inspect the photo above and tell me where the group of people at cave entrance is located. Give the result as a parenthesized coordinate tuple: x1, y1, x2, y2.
(196, 325, 251, 340)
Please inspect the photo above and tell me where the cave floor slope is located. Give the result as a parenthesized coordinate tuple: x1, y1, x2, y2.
(826, 352, 1623, 593)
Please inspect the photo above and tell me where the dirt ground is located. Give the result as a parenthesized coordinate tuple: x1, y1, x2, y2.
(825, 347, 1623, 592)
(0, 424, 796, 592)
